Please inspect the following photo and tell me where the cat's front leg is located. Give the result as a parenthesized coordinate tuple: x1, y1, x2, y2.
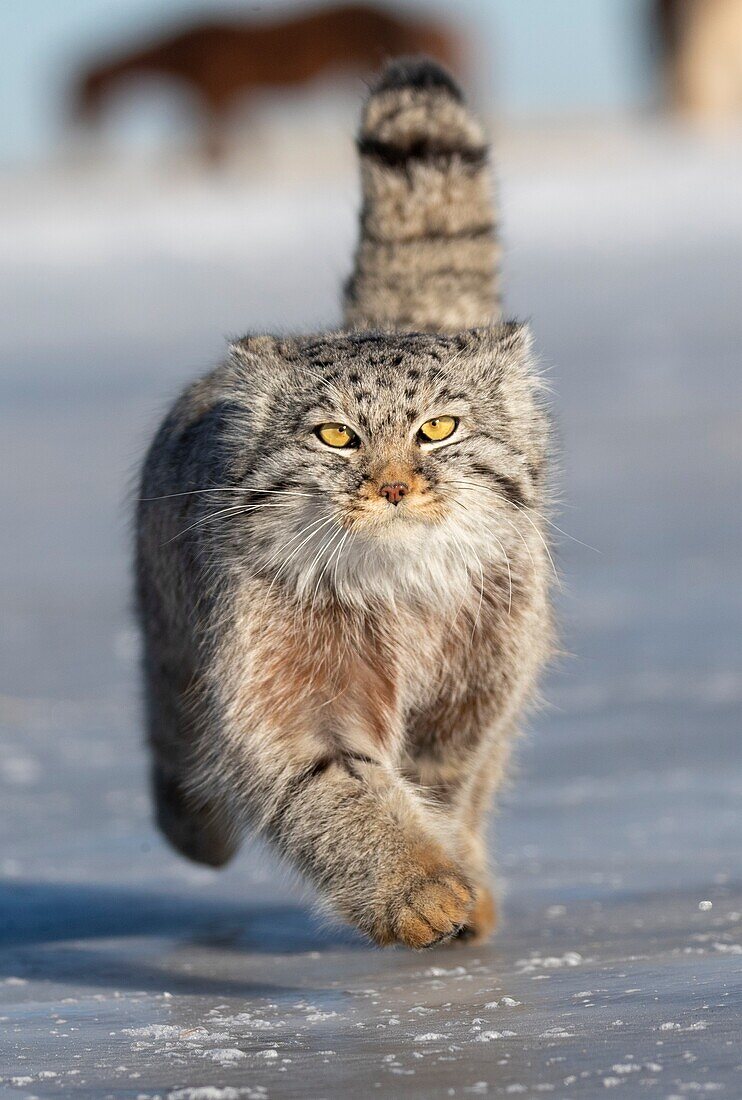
(407, 760, 498, 944)
(205, 596, 476, 947)
(238, 745, 475, 948)
(406, 725, 515, 944)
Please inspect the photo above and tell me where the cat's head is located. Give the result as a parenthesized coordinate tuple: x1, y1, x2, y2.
(216, 324, 548, 601)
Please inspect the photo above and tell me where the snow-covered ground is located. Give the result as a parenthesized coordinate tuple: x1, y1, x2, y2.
(1, 124, 741, 1097)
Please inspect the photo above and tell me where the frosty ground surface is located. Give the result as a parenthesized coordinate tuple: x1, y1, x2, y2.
(1, 125, 741, 1098)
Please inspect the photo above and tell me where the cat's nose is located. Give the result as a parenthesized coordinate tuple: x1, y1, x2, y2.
(379, 481, 409, 506)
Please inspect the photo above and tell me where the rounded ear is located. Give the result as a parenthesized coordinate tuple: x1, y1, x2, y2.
(495, 320, 534, 359)
(222, 335, 294, 426)
(454, 323, 535, 381)
(227, 334, 299, 399)
(228, 333, 283, 368)
(460, 321, 533, 359)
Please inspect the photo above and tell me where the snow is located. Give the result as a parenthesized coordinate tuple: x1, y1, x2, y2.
(124, 1025, 184, 1040)
(517, 951, 583, 972)
(169, 1090, 267, 1100)
(201, 1049, 247, 1065)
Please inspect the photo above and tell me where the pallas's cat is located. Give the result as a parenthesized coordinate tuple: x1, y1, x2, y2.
(136, 59, 553, 946)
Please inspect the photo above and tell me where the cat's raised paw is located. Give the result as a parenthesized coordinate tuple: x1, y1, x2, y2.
(389, 870, 475, 949)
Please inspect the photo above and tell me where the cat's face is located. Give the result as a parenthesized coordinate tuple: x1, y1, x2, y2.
(222, 326, 547, 600)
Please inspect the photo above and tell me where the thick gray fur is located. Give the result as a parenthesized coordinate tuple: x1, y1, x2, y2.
(135, 58, 552, 947)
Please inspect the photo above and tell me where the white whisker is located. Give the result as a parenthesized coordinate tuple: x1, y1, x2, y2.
(165, 499, 307, 545)
(142, 487, 316, 501)
(511, 502, 561, 588)
(302, 525, 342, 602)
(265, 515, 336, 599)
(498, 515, 537, 571)
(333, 529, 355, 594)
(525, 507, 600, 553)
(471, 551, 485, 641)
(446, 528, 476, 630)
(310, 527, 348, 621)
(490, 532, 512, 614)
(261, 511, 331, 571)
(451, 474, 595, 554)
(164, 503, 258, 544)
(448, 475, 560, 588)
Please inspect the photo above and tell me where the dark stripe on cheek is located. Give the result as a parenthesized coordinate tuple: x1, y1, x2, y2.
(528, 457, 546, 484)
(240, 472, 307, 501)
(470, 462, 528, 508)
(493, 474, 529, 507)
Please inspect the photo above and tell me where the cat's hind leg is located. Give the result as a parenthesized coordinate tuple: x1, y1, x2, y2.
(144, 653, 240, 868)
(152, 760, 239, 868)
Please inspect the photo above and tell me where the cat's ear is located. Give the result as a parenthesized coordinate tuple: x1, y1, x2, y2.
(472, 321, 532, 354)
(494, 320, 534, 360)
(227, 334, 297, 392)
(228, 334, 283, 371)
(466, 323, 549, 470)
(459, 322, 534, 373)
(223, 336, 295, 422)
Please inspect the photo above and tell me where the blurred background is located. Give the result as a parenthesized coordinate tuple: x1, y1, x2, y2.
(1, 1, 741, 1093)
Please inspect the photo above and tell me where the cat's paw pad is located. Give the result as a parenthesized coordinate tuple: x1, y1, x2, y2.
(392, 871, 475, 949)
(451, 883, 498, 945)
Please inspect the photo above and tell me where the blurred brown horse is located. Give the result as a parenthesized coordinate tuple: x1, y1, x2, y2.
(73, 4, 462, 160)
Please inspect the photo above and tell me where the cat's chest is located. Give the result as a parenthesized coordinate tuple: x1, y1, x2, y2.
(236, 585, 485, 749)
(370, 602, 477, 715)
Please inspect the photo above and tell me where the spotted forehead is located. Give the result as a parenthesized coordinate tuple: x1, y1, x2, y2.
(296, 333, 471, 426)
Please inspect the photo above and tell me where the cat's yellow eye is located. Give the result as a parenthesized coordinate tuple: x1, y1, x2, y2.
(316, 423, 358, 449)
(418, 415, 457, 443)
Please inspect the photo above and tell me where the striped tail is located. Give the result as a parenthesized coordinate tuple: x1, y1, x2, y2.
(343, 57, 501, 333)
